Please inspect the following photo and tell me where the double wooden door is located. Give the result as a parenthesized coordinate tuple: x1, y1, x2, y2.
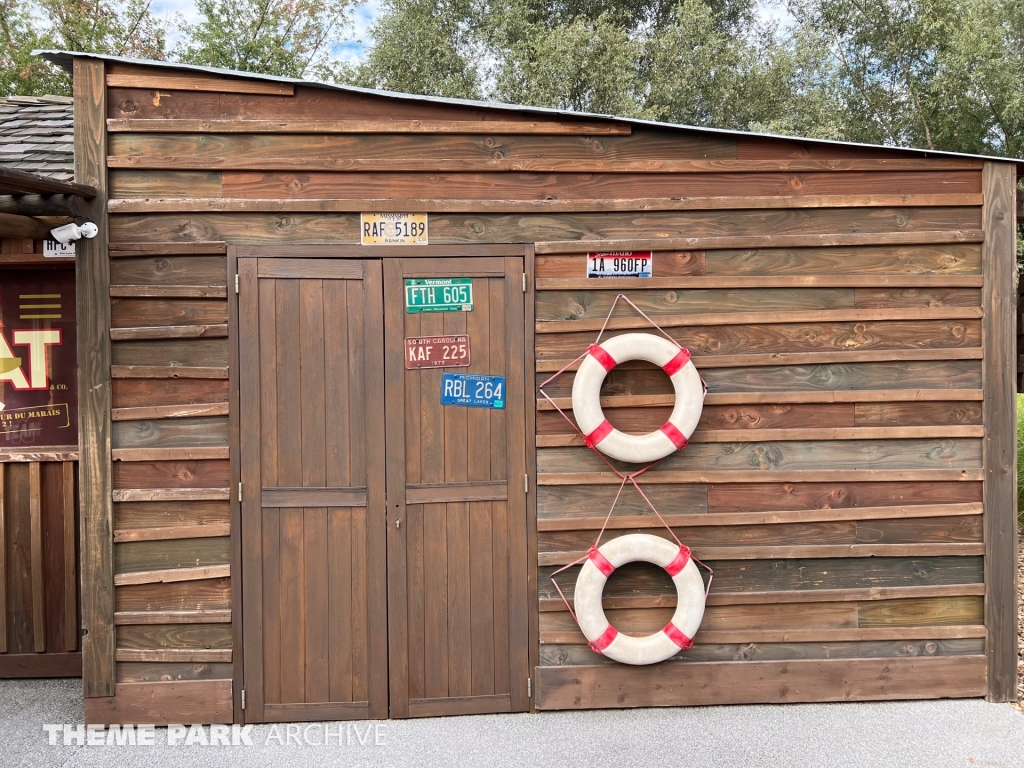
(238, 255, 528, 721)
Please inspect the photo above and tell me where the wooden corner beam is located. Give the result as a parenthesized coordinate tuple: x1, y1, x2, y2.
(75, 57, 115, 699)
(982, 161, 1019, 702)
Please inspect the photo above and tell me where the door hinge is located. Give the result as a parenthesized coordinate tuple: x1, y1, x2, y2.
(525, 473, 529, 494)
(522, 273, 527, 293)
(238, 482, 242, 502)
(241, 689, 245, 710)
(527, 677, 532, 698)
(235, 274, 239, 294)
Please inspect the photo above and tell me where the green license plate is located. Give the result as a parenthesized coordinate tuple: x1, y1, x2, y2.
(404, 278, 473, 313)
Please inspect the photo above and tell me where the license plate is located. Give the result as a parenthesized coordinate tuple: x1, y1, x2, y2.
(440, 373, 505, 409)
(587, 251, 653, 278)
(360, 213, 428, 245)
(406, 335, 471, 369)
(405, 278, 473, 313)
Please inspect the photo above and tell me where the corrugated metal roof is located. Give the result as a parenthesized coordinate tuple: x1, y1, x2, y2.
(0, 94, 75, 181)
(34, 49, 1024, 167)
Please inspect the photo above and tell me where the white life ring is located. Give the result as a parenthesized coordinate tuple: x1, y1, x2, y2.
(575, 534, 705, 665)
(572, 333, 704, 463)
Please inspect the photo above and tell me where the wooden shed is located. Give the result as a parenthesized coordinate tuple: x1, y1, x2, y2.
(34, 50, 1020, 725)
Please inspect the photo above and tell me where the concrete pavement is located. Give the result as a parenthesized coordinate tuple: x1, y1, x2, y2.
(3, 679, 1024, 768)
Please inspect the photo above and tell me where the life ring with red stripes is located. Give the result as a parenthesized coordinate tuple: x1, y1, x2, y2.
(571, 333, 704, 463)
(575, 534, 705, 665)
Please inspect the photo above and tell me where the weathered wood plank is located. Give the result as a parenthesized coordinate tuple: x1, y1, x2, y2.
(115, 537, 230, 574)
(113, 500, 229, 530)
(107, 118, 631, 134)
(981, 161, 1019, 702)
(112, 378, 230, 408)
(538, 484, 708, 519)
(62, 462, 77, 651)
(116, 661, 233, 682)
(706, 481, 982, 513)
(111, 297, 228, 327)
(114, 648, 232, 662)
(28, 462, 45, 652)
(75, 56, 115, 698)
(111, 416, 229, 450)
(537, 502, 982, 530)
(112, 402, 229, 421)
(113, 564, 230, 586)
(106, 193, 982, 214)
(541, 583, 986, 612)
(115, 576, 231, 611)
(538, 438, 982, 474)
(703, 243, 982, 276)
(534, 656, 987, 709)
(535, 230, 985, 255)
(536, 295, 980, 325)
(111, 365, 228, 380)
(115, 610, 231, 626)
(538, 426, 984, 448)
(539, 390, 985, 410)
(108, 209, 983, 245)
(109, 170, 223, 199)
(110, 285, 227, 298)
(538, 275, 983, 290)
(112, 488, 230, 502)
(113, 459, 225, 494)
(115, 622, 231, 649)
(110, 325, 228, 341)
(109, 256, 227, 286)
(107, 242, 227, 256)
(539, 556, 984, 596)
(106, 131, 978, 172)
(538, 361, 983, 397)
(540, 638, 984, 665)
(111, 339, 228, 368)
(217, 170, 981, 202)
(113, 523, 230, 543)
(540, 470, 984, 485)
(539, 542, 983, 566)
(83, 680, 232, 726)
(106, 71, 294, 95)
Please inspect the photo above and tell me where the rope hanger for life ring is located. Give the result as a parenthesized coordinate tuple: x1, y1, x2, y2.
(538, 293, 712, 666)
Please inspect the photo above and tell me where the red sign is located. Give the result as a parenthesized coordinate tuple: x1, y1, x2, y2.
(405, 335, 471, 369)
(0, 270, 77, 448)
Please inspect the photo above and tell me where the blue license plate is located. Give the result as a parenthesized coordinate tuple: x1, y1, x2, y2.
(440, 373, 505, 409)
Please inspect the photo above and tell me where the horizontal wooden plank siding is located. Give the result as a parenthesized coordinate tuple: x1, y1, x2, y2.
(93, 58, 1014, 719)
(529, 173, 994, 708)
(102, 235, 234, 710)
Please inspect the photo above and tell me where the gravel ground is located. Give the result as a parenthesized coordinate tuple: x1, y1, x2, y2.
(3, 679, 1024, 768)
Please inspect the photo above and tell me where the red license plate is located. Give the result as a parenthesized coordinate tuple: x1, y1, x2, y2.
(405, 335, 471, 369)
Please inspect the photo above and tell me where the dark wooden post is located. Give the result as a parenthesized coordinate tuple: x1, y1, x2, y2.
(982, 160, 1019, 702)
(74, 57, 115, 699)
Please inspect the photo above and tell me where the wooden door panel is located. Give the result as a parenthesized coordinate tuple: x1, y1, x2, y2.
(240, 258, 387, 722)
(385, 256, 529, 718)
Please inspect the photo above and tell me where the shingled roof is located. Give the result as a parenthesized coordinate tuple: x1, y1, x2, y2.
(0, 95, 74, 182)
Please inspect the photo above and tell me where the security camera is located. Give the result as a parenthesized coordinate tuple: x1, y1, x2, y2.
(50, 221, 98, 246)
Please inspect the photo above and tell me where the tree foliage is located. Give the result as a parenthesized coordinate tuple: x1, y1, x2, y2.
(174, 0, 355, 81)
(356, 0, 1024, 158)
(1, 0, 165, 95)
(0, 0, 1022, 161)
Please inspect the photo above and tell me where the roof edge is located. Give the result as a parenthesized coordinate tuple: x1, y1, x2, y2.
(35, 49, 1024, 168)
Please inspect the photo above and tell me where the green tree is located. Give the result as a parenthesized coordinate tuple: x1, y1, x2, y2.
(0, 0, 165, 96)
(175, 0, 355, 81)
